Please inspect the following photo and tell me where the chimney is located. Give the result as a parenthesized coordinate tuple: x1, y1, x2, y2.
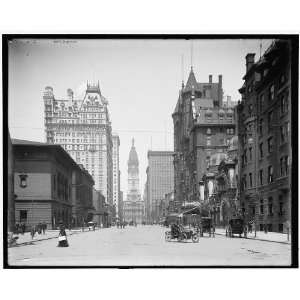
(67, 88, 74, 100)
(218, 75, 223, 107)
(218, 75, 222, 85)
(246, 53, 255, 73)
(209, 75, 212, 83)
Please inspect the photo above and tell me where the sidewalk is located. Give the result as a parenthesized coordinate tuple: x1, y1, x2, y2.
(215, 228, 291, 244)
(11, 228, 100, 246)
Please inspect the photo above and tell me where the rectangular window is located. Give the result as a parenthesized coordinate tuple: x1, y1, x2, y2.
(268, 165, 274, 183)
(259, 143, 263, 159)
(280, 94, 287, 115)
(20, 210, 27, 222)
(244, 150, 247, 164)
(280, 157, 284, 176)
(268, 111, 273, 131)
(269, 84, 275, 101)
(259, 119, 263, 135)
(206, 137, 211, 146)
(267, 137, 273, 153)
(260, 203, 264, 215)
(259, 169, 263, 185)
(268, 197, 273, 215)
(280, 123, 288, 144)
(259, 94, 264, 112)
(248, 104, 253, 116)
(267, 224, 273, 232)
(284, 156, 289, 176)
(280, 73, 286, 86)
(279, 201, 284, 215)
(249, 147, 252, 161)
(249, 173, 252, 187)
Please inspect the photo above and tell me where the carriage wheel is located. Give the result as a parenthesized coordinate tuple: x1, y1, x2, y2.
(192, 234, 199, 243)
(178, 233, 186, 242)
(165, 232, 171, 242)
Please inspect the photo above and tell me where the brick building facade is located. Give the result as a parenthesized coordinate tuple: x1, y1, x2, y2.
(237, 39, 292, 232)
(172, 68, 235, 211)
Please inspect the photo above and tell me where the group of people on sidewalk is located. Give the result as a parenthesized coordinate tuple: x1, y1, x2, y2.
(30, 222, 47, 239)
(14, 222, 26, 234)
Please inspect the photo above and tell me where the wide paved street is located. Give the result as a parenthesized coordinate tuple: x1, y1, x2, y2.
(8, 225, 291, 266)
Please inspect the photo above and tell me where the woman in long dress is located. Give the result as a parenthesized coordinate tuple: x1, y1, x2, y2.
(57, 224, 69, 247)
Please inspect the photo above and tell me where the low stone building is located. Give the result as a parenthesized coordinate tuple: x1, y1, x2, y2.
(13, 139, 94, 229)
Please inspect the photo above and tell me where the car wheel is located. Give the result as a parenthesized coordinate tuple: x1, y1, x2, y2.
(192, 234, 199, 243)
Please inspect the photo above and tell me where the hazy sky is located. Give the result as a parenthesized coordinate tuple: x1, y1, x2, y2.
(8, 38, 272, 193)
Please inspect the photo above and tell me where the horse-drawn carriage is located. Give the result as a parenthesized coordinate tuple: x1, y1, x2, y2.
(226, 217, 247, 238)
(199, 217, 215, 237)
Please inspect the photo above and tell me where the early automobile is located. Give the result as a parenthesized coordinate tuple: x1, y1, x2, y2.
(165, 223, 199, 243)
(199, 217, 215, 237)
(88, 221, 96, 231)
(226, 217, 247, 238)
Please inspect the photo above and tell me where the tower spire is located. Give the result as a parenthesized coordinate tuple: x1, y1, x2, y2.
(191, 40, 194, 70)
(132, 138, 135, 147)
(259, 40, 262, 59)
(181, 54, 184, 86)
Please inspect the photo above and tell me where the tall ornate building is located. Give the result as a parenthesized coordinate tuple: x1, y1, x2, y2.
(123, 139, 144, 223)
(43, 82, 113, 205)
(237, 40, 292, 233)
(112, 134, 120, 217)
(172, 68, 235, 211)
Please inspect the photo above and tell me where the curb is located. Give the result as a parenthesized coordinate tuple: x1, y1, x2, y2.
(13, 230, 91, 247)
(215, 232, 291, 245)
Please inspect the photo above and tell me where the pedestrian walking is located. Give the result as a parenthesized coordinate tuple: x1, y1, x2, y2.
(37, 222, 42, 234)
(15, 223, 20, 234)
(21, 222, 26, 234)
(57, 223, 69, 247)
(42, 222, 46, 234)
(30, 225, 35, 239)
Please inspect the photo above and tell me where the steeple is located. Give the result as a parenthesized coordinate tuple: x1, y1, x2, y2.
(132, 138, 135, 147)
(185, 67, 198, 91)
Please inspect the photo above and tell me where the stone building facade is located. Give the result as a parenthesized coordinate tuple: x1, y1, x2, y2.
(7, 130, 15, 233)
(201, 136, 239, 226)
(146, 151, 174, 222)
(13, 139, 94, 229)
(43, 82, 113, 205)
(172, 68, 235, 211)
(237, 39, 292, 232)
(112, 134, 120, 217)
